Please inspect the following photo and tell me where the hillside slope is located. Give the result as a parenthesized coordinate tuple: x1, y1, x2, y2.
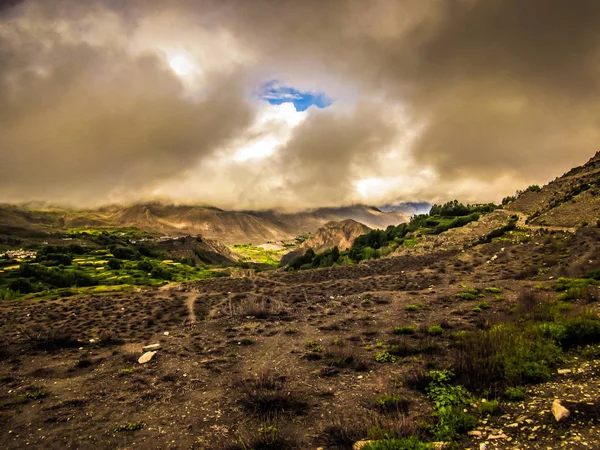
(281, 219, 371, 265)
(506, 151, 600, 227)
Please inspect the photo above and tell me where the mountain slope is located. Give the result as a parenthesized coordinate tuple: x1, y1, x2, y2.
(281, 219, 371, 265)
(506, 151, 600, 227)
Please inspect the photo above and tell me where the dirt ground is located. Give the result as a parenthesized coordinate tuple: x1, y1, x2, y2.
(0, 227, 599, 449)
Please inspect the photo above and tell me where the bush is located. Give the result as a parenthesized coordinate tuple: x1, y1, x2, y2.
(426, 370, 476, 441)
(393, 326, 416, 335)
(433, 408, 478, 441)
(454, 325, 562, 389)
(375, 350, 398, 363)
(560, 315, 600, 348)
(137, 259, 153, 272)
(427, 325, 443, 336)
(485, 287, 502, 294)
(8, 277, 36, 294)
(477, 399, 500, 415)
(405, 304, 420, 312)
(504, 386, 525, 401)
(110, 246, 137, 260)
(150, 265, 173, 280)
(107, 258, 122, 270)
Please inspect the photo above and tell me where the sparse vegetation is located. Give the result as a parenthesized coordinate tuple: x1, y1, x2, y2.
(113, 422, 145, 432)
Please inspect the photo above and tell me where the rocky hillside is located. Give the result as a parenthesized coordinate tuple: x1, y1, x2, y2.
(506, 151, 600, 227)
(281, 219, 371, 265)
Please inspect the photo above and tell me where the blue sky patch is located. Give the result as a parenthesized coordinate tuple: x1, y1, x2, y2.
(259, 80, 333, 111)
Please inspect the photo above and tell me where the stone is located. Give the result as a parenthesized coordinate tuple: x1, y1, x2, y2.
(432, 443, 449, 450)
(552, 399, 570, 422)
(479, 444, 487, 450)
(488, 433, 507, 440)
(142, 343, 161, 351)
(468, 430, 483, 437)
(557, 368, 572, 375)
(138, 351, 157, 364)
(353, 441, 372, 450)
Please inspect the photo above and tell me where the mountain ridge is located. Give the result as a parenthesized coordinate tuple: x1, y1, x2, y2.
(0, 202, 408, 245)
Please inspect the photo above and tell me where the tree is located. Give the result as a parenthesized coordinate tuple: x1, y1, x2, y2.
(137, 259, 153, 272)
(331, 246, 340, 263)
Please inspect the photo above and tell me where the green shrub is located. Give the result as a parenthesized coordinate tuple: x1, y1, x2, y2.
(136, 259, 153, 272)
(455, 289, 478, 300)
(561, 315, 600, 348)
(8, 277, 36, 294)
(504, 386, 525, 401)
(426, 370, 476, 441)
(454, 325, 562, 389)
(485, 287, 502, 294)
(433, 408, 477, 442)
(405, 304, 420, 312)
(306, 340, 324, 353)
(426, 370, 473, 409)
(477, 399, 499, 415)
(427, 325, 443, 336)
(393, 326, 416, 335)
(107, 258, 122, 270)
(375, 350, 398, 363)
(478, 302, 490, 310)
(21, 389, 47, 401)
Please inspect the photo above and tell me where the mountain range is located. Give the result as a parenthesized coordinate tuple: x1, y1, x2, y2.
(0, 202, 409, 245)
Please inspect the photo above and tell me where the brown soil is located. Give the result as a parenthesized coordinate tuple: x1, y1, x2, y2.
(1, 227, 599, 449)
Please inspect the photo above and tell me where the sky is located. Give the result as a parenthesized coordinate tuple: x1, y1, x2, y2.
(0, 0, 599, 211)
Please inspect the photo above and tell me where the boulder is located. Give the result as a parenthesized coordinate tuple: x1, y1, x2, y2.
(551, 399, 570, 422)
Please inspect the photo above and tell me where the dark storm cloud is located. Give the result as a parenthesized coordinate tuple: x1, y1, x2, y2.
(0, 5, 253, 205)
(205, 0, 600, 185)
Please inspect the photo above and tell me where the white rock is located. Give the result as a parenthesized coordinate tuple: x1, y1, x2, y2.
(164, 331, 170, 336)
(488, 433, 507, 440)
(552, 399, 570, 422)
(557, 368, 572, 375)
(138, 351, 157, 364)
(142, 343, 161, 351)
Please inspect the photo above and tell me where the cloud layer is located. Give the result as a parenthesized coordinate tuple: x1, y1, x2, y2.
(1, 0, 599, 209)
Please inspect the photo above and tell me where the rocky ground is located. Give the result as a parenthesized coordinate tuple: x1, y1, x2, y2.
(0, 224, 599, 449)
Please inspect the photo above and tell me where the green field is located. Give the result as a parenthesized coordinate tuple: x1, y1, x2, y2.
(0, 228, 229, 300)
(230, 244, 285, 265)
